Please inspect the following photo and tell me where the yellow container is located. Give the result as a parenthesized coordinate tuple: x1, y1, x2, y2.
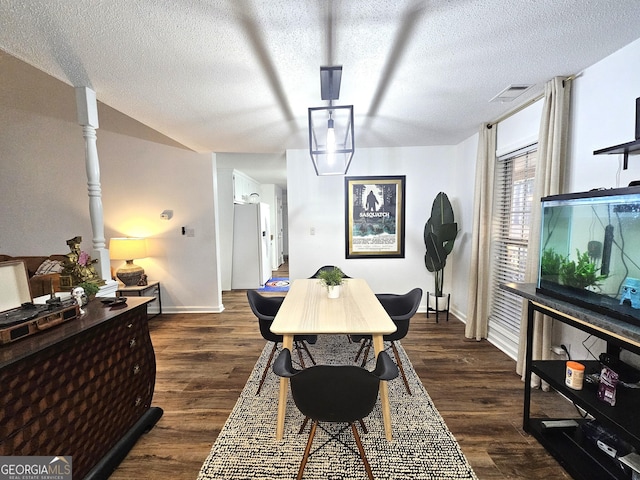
(565, 361, 585, 390)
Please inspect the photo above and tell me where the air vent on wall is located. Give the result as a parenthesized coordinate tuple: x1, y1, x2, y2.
(490, 84, 533, 103)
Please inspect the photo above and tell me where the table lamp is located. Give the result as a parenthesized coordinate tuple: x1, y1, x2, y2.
(109, 237, 148, 286)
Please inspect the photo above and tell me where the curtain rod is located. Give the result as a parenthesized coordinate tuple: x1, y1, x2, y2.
(487, 74, 576, 128)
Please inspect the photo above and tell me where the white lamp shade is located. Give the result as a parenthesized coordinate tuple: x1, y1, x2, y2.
(109, 237, 147, 260)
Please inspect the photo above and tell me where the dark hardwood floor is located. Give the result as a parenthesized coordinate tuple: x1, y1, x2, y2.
(110, 262, 571, 479)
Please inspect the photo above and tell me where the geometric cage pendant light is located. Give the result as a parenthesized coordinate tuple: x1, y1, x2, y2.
(308, 66, 355, 175)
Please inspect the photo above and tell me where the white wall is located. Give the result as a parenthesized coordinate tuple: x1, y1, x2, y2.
(0, 59, 92, 252)
(286, 144, 470, 313)
(450, 131, 482, 321)
(568, 37, 640, 191)
(0, 54, 223, 313)
(100, 135, 221, 313)
(558, 37, 640, 361)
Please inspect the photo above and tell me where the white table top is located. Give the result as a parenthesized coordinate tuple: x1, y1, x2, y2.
(270, 278, 396, 335)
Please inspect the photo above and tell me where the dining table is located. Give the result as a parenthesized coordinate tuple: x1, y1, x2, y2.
(270, 277, 397, 441)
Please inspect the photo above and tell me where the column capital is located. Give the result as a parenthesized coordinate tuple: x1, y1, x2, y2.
(75, 87, 99, 128)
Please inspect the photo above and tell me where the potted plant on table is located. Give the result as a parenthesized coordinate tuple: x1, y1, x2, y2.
(317, 267, 345, 299)
(76, 280, 101, 304)
(424, 192, 458, 311)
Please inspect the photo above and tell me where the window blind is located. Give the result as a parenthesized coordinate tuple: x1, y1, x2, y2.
(488, 146, 537, 350)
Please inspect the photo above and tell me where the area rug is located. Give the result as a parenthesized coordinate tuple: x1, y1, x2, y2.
(257, 277, 290, 292)
(197, 335, 477, 479)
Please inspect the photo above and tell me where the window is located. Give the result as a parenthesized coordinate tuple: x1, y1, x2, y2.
(487, 146, 537, 359)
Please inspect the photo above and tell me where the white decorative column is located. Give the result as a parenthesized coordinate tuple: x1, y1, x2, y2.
(75, 87, 117, 295)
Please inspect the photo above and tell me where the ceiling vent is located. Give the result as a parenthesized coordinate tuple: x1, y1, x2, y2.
(490, 84, 533, 103)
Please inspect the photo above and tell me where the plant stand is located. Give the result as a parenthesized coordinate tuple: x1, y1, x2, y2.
(426, 292, 450, 323)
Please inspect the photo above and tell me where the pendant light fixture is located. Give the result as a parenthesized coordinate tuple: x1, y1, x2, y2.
(308, 66, 354, 175)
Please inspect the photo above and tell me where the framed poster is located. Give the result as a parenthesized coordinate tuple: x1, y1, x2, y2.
(345, 176, 406, 258)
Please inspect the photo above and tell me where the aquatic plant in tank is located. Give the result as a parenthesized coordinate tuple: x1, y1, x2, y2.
(537, 186, 640, 326)
(559, 249, 607, 289)
(540, 248, 565, 284)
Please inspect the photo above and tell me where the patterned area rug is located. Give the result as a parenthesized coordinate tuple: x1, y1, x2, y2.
(257, 278, 290, 292)
(197, 335, 477, 479)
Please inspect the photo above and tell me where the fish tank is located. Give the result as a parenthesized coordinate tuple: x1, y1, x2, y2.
(538, 186, 640, 326)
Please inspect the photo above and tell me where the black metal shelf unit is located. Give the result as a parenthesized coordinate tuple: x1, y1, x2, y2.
(501, 283, 640, 480)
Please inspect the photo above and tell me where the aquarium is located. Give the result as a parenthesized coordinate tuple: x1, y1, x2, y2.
(538, 186, 640, 326)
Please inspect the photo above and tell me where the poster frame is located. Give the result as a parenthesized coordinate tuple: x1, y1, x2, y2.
(344, 175, 406, 259)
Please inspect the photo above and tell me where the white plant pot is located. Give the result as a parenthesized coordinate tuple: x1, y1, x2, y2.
(429, 293, 448, 311)
(327, 285, 341, 299)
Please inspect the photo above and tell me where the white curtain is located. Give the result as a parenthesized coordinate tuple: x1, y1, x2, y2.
(516, 77, 572, 381)
(465, 123, 497, 340)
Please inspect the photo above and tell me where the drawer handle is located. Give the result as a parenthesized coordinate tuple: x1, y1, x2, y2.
(127, 322, 134, 329)
(129, 338, 137, 348)
(133, 364, 141, 375)
(135, 396, 142, 407)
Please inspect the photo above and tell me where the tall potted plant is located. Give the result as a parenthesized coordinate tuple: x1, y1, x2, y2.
(424, 192, 458, 310)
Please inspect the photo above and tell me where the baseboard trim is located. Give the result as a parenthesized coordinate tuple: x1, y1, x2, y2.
(160, 305, 225, 314)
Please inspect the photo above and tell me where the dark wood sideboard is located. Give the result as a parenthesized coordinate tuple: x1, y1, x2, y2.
(0, 297, 163, 479)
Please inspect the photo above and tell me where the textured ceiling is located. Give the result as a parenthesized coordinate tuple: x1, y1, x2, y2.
(2, 0, 640, 181)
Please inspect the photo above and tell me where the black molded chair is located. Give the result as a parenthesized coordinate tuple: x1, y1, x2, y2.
(273, 348, 398, 480)
(308, 265, 351, 279)
(351, 287, 422, 395)
(247, 290, 317, 395)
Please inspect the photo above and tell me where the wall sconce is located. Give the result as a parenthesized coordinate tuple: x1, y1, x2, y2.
(109, 237, 148, 286)
(308, 66, 355, 176)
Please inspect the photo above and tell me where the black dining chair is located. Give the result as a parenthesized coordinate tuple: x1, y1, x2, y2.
(351, 287, 422, 395)
(308, 265, 351, 279)
(247, 290, 317, 395)
(273, 348, 398, 480)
